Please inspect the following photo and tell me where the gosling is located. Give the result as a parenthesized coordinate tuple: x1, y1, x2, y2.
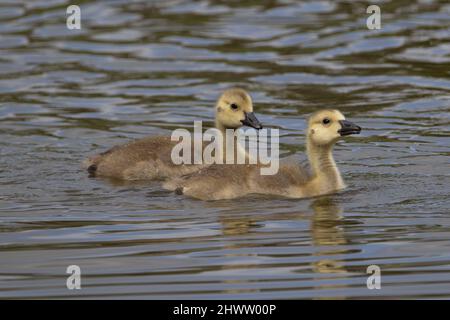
(83, 88, 262, 180)
(163, 109, 361, 200)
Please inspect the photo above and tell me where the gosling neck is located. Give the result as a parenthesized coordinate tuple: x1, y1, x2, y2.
(215, 120, 227, 136)
(215, 120, 249, 163)
(306, 136, 344, 191)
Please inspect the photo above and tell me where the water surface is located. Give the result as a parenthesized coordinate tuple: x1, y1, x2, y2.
(0, 0, 449, 299)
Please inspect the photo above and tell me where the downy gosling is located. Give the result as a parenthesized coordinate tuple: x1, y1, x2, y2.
(164, 109, 361, 200)
(83, 88, 262, 180)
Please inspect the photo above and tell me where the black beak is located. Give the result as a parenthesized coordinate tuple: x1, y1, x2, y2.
(241, 112, 263, 130)
(338, 120, 361, 136)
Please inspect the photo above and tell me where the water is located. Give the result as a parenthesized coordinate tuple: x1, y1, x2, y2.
(0, 0, 449, 299)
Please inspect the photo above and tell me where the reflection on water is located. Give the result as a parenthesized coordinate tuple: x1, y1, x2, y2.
(311, 197, 348, 275)
(1, 0, 450, 299)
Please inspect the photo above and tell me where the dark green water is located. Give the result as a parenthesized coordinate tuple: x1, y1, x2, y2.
(0, 0, 449, 299)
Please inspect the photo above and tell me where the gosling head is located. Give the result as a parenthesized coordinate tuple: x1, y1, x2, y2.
(215, 88, 262, 130)
(307, 109, 361, 146)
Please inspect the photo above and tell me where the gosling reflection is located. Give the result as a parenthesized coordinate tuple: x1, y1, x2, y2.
(213, 196, 350, 296)
(214, 199, 310, 296)
(310, 196, 348, 275)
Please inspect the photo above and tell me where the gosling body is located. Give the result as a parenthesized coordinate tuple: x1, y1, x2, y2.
(83, 88, 262, 180)
(164, 110, 361, 200)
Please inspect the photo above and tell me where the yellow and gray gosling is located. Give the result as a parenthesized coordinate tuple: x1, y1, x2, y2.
(163, 109, 361, 200)
(83, 88, 262, 180)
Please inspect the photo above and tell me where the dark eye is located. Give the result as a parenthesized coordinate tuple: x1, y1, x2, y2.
(322, 118, 330, 125)
(230, 103, 238, 110)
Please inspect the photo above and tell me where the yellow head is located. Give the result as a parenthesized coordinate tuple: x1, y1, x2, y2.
(307, 109, 361, 146)
(215, 88, 262, 130)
